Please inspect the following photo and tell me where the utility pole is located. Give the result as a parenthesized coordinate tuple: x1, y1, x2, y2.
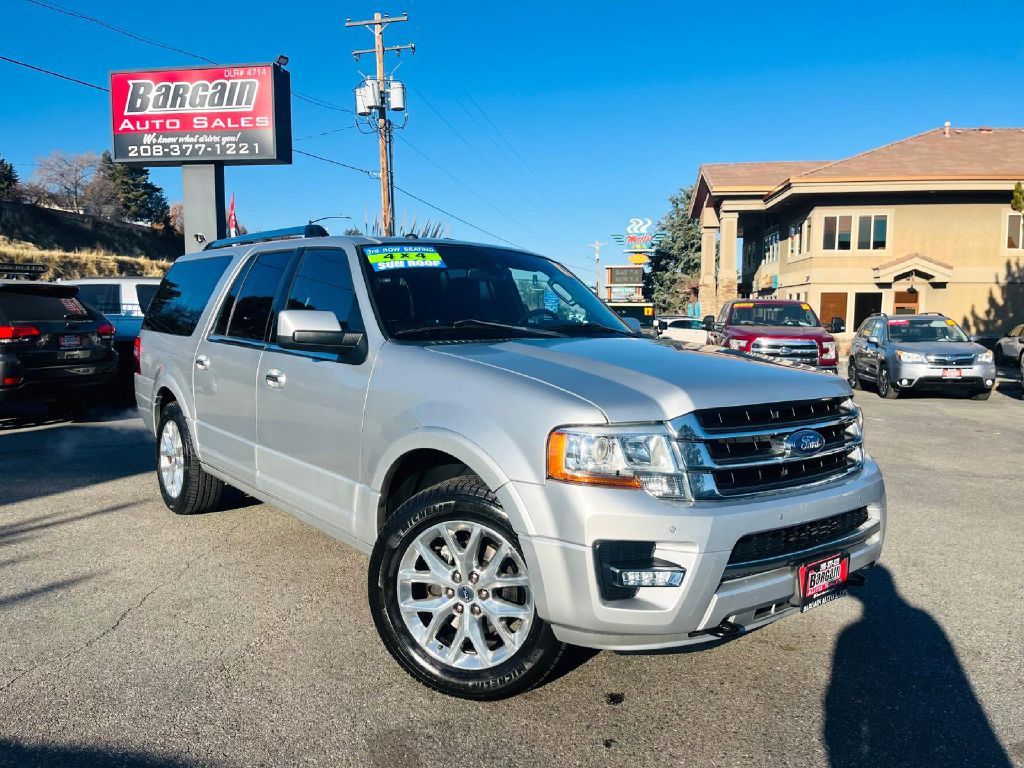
(588, 240, 606, 296)
(347, 12, 414, 237)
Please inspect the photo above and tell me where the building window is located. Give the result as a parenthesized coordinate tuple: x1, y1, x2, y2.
(1008, 213, 1023, 249)
(822, 215, 852, 250)
(788, 220, 805, 259)
(763, 229, 780, 262)
(857, 215, 888, 249)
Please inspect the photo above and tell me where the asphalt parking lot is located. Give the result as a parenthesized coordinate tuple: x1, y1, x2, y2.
(1, 371, 1022, 768)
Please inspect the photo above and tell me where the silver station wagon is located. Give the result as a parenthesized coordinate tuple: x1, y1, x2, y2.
(136, 227, 886, 699)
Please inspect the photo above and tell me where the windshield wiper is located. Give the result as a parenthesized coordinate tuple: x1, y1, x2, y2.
(391, 319, 564, 339)
(546, 322, 636, 337)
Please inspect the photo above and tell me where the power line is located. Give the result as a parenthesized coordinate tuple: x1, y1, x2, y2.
(294, 126, 357, 142)
(0, 55, 108, 92)
(20, 0, 352, 115)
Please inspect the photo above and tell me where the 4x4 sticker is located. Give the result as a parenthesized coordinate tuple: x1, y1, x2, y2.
(365, 245, 446, 272)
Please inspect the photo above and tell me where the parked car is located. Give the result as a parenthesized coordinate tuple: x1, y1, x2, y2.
(0, 279, 118, 410)
(658, 317, 709, 344)
(847, 313, 996, 400)
(137, 227, 885, 699)
(704, 299, 845, 373)
(993, 323, 1023, 370)
(63, 277, 161, 395)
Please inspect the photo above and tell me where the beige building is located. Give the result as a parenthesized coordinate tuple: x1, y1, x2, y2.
(689, 125, 1024, 337)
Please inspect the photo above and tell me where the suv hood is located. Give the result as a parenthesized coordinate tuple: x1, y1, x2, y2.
(891, 341, 987, 358)
(427, 337, 850, 423)
(728, 325, 832, 341)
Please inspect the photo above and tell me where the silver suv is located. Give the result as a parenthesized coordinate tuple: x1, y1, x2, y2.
(136, 228, 886, 699)
(847, 313, 997, 400)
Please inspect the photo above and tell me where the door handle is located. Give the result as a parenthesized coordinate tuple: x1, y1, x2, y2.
(265, 369, 286, 388)
(195, 355, 210, 371)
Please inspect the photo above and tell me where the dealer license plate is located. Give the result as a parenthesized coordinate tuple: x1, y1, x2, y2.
(59, 334, 81, 349)
(798, 552, 849, 613)
(941, 368, 962, 379)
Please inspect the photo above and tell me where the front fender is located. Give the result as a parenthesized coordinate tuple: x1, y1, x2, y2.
(367, 427, 536, 537)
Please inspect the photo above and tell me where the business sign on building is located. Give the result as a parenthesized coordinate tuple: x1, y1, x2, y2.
(110, 64, 292, 166)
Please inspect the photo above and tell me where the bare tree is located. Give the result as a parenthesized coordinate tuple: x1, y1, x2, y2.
(169, 202, 185, 235)
(33, 151, 98, 213)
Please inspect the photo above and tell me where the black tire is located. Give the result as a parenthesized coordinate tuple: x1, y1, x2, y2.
(970, 389, 991, 401)
(368, 476, 566, 700)
(156, 402, 223, 515)
(846, 358, 861, 390)
(877, 364, 900, 399)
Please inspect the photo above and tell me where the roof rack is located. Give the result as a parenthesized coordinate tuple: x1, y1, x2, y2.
(0, 263, 46, 280)
(203, 224, 329, 251)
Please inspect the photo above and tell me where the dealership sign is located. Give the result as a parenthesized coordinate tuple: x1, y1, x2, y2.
(110, 64, 292, 166)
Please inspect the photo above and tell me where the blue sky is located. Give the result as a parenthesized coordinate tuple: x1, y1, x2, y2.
(2, 0, 1022, 278)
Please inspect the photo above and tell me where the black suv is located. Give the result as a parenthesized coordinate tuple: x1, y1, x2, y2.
(0, 280, 119, 409)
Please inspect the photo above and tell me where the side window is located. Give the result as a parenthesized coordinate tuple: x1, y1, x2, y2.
(717, 305, 730, 325)
(223, 250, 294, 342)
(144, 256, 232, 336)
(858, 319, 876, 338)
(135, 283, 159, 313)
(284, 248, 364, 332)
(75, 283, 122, 314)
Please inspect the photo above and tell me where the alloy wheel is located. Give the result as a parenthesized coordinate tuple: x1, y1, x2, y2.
(158, 420, 185, 498)
(395, 520, 534, 670)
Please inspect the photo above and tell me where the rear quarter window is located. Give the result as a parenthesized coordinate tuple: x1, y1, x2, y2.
(135, 283, 159, 313)
(143, 256, 232, 336)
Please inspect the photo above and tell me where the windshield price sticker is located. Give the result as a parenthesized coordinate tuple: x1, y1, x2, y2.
(365, 245, 446, 272)
(888, 319, 909, 325)
(734, 302, 754, 308)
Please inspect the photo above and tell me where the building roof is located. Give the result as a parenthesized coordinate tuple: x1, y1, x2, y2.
(791, 127, 1024, 183)
(699, 161, 830, 192)
(691, 126, 1024, 217)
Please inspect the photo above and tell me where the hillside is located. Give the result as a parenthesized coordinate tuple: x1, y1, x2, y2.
(0, 200, 182, 261)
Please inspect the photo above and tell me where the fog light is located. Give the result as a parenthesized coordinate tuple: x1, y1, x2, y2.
(900, 379, 910, 386)
(612, 568, 685, 588)
(985, 379, 994, 387)
(595, 541, 686, 600)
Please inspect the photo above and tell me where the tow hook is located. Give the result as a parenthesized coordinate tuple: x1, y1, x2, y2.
(689, 619, 743, 640)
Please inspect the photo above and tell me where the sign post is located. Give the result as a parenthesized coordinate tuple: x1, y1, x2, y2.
(109, 63, 292, 252)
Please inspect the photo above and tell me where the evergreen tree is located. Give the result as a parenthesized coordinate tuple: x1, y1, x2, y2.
(100, 150, 171, 224)
(1012, 181, 1024, 215)
(644, 186, 702, 315)
(0, 157, 20, 201)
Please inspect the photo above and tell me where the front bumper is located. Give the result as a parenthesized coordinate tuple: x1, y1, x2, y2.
(890, 360, 997, 391)
(513, 460, 885, 650)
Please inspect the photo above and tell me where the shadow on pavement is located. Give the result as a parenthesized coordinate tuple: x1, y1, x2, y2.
(0, 502, 139, 548)
(0, 575, 96, 610)
(824, 565, 1012, 768)
(0, 739, 210, 768)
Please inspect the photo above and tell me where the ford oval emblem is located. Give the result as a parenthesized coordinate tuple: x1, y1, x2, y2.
(786, 429, 826, 456)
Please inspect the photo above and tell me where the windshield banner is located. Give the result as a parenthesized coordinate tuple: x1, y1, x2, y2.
(365, 245, 446, 272)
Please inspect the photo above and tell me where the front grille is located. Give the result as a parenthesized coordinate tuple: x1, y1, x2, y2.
(693, 397, 846, 433)
(673, 397, 863, 499)
(751, 339, 819, 364)
(712, 449, 852, 495)
(925, 354, 974, 367)
(728, 507, 870, 565)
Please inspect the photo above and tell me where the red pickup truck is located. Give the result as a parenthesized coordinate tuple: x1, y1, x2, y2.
(704, 299, 845, 374)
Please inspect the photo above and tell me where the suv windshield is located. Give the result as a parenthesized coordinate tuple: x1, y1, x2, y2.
(729, 302, 820, 327)
(360, 243, 631, 340)
(887, 317, 970, 342)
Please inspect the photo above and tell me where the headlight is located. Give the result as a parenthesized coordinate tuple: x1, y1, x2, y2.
(976, 351, 994, 364)
(727, 339, 749, 351)
(895, 350, 925, 363)
(821, 341, 837, 361)
(547, 427, 687, 498)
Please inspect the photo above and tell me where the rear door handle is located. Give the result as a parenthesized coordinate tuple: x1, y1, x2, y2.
(265, 369, 286, 388)
(195, 355, 210, 371)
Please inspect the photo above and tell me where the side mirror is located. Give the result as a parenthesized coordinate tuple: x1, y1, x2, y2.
(830, 316, 846, 334)
(702, 314, 716, 332)
(622, 317, 642, 334)
(277, 309, 363, 353)
(867, 336, 880, 346)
